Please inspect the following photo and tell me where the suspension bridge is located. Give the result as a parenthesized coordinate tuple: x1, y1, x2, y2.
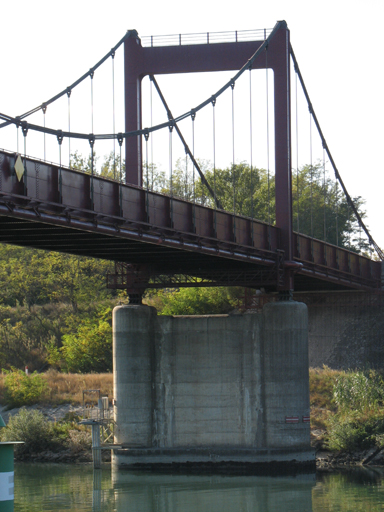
(0, 20, 382, 301)
(3, 19, 381, 468)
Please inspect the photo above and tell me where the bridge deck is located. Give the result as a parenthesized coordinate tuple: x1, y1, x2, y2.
(0, 150, 380, 292)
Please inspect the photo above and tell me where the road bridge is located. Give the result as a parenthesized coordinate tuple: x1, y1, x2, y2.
(0, 20, 382, 469)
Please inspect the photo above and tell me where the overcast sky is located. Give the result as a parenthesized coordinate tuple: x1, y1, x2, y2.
(0, 0, 383, 251)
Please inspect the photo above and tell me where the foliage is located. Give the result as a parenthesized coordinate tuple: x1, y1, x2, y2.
(0, 371, 113, 406)
(324, 369, 384, 451)
(0, 242, 117, 370)
(59, 307, 113, 373)
(0, 408, 90, 456)
(149, 158, 368, 253)
(0, 408, 56, 454)
(144, 287, 242, 315)
(3, 368, 49, 408)
(309, 366, 338, 410)
(333, 369, 384, 412)
(326, 410, 384, 451)
(70, 150, 125, 182)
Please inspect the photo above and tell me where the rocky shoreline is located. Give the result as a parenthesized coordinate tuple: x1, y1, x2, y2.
(316, 447, 384, 469)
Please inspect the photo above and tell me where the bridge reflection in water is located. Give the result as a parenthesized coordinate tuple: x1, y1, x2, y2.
(14, 462, 384, 511)
(111, 471, 315, 512)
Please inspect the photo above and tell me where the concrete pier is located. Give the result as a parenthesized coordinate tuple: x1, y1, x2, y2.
(112, 301, 314, 468)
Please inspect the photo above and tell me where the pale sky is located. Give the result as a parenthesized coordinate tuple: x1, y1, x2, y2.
(0, 0, 383, 251)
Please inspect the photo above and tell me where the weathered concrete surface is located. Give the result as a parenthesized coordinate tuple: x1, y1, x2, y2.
(113, 302, 313, 468)
(262, 301, 310, 449)
(306, 292, 384, 369)
(113, 304, 157, 447)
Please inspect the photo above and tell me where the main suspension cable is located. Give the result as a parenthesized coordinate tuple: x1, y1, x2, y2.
(290, 45, 384, 260)
(0, 32, 130, 129)
(0, 21, 285, 142)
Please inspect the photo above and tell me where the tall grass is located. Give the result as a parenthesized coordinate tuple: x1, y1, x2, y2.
(0, 370, 113, 405)
(326, 369, 384, 451)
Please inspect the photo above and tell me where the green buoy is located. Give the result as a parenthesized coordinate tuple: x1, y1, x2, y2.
(0, 413, 22, 512)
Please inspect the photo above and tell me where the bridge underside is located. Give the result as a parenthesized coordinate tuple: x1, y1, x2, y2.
(0, 150, 381, 293)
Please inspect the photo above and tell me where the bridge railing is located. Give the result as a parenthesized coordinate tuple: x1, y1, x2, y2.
(0, 149, 381, 291)
(294, 232, 381, 288)
(140, 28, 272, 48)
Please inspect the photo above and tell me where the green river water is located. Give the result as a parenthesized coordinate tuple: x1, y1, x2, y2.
(11, 463, 384, 511)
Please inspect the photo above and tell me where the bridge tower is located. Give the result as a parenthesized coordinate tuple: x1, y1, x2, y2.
(111, 23, 314, 470)
(124, 21, 293, 290)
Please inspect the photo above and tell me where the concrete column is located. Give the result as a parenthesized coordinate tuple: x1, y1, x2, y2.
(113, 305, 157, 447)
(381, 261, 384, 289)
(262, 300, 310, 449)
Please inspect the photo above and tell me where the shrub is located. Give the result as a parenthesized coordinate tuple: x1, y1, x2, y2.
(66, 428, 92, 454)
(3, 368, 49, 408)
(60, 308, 112, 373)
(326, 410, 384, 451)
(333, 369, 384, 412)
(0, 409, 92, 456)
(0, 408, 56, 454)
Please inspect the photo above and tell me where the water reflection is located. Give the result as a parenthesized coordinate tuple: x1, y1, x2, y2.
(112, 470, 315, 512)
(313, 467, 384, 512)
(13, 463, 384, 512)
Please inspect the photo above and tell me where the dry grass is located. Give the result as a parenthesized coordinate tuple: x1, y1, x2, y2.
(0, 366, 338, 415)
(309, 366, 343, 431)
(309, 366, 341, 409)
(0, 370, 113, 405)
(43, 370, 113, 404)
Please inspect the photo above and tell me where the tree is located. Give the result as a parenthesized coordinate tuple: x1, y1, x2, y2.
(144, 287, 242, 315)
(153, 159, 367, 253)
(59, 307, 113, 373)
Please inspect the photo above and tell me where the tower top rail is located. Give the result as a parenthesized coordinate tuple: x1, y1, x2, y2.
(140, 28, 273, 48)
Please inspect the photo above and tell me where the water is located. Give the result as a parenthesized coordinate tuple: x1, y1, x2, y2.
(13, 464, 384, 511)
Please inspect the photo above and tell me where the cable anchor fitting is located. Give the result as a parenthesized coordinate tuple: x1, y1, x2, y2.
(144, 129, 150, 142)
(211, 96, 216, 107)
(191, 109, 196, 121)
(41, 103, 47, 115)
(88, 134, 95, 148)
(66, 87, 71, 98)
(117, 133, 124, 147)
(57, 130, 64, 145)
(21, 121, 28, 138)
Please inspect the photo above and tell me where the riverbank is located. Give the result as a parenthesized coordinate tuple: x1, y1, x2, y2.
(2, 367, 384, 467)
(11, 446, 384, 467)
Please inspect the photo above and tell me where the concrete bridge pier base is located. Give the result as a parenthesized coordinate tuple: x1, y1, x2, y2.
(112, 301, 314, 470)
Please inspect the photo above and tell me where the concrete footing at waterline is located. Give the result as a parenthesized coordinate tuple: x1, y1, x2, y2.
(112, 301, 315, 469)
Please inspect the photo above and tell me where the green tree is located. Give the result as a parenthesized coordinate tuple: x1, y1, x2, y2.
(153, 159, 367, 253)
(144, 287, 243, 315)
(59, 307, 112, 373)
